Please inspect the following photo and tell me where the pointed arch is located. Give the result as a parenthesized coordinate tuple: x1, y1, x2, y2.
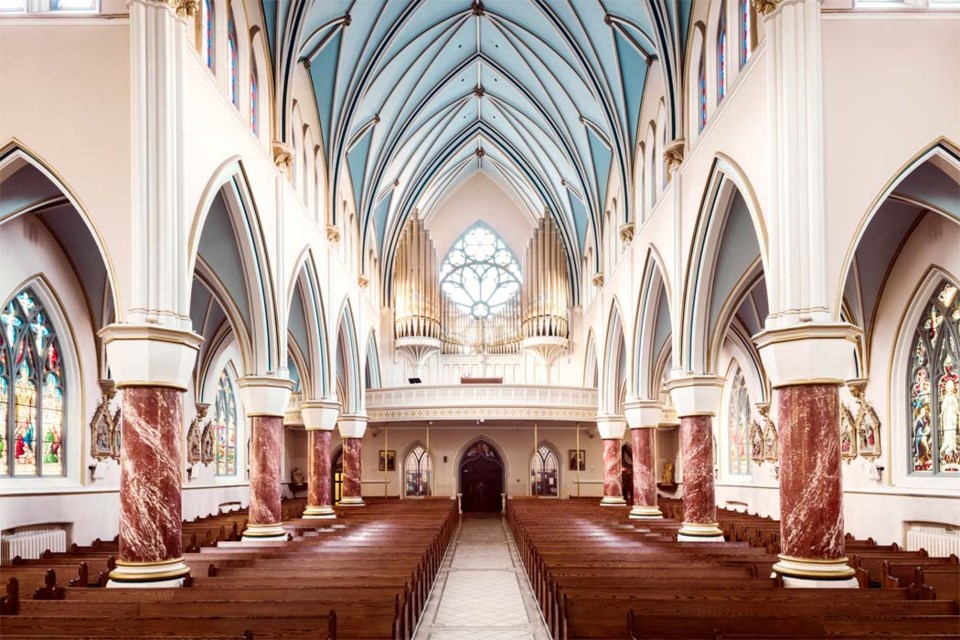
(335, 299, 361, 414)
(530, 440, 560, 497)
(402, 440, 432, 497)
(602, 299, 628, 414)
(187, 158, 277, 375)
(454, 434, 510, 493)
(583, 329, 599, 389)
(633, 246, 674, 400)
(285, 248, 330, 399)
(364, 330, 381, 390)
(681, 155, 768, 375)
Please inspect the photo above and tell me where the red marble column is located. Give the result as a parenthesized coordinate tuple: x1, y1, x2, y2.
(109, 386, 189, 586)
(243, 415, 286, 539)
(600, 439, 625, 505)
(630, 428, 662, 518)
(304, 429, 335, 518)
(678, 415, 723, 540)
(773, 384, 855, 584)
(341, 436, 364, 506)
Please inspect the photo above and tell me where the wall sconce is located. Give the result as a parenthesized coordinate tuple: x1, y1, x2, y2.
(186, 464, 194, 481)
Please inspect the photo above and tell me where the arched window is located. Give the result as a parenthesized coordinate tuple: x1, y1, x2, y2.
(199, 0, 215, 70)
(740, 0, 753, 67)
(530, 445, 558, 497)
(910, 280, 960, 475)
(440, 223, 521, 319)
(227, 10, 239, 107)
(698, 52, 707, 131)
(717, 3, 728, 102)
(648, 132, 657, 208)
(250, 64, 259, 134)
(404, 445, 432, 497)
(0, 288, 64, 477)
(727, 367, 750, 475)
(214, 368, 238, 476)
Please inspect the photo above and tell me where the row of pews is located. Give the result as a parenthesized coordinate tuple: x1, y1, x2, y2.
(1, 497, 458, 640)
(508, 499, 960, 640)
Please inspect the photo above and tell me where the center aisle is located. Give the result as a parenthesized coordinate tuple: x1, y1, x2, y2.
(412, 513, 551, 640)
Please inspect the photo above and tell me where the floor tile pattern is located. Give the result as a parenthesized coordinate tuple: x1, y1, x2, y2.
(413, 514, 550, 640)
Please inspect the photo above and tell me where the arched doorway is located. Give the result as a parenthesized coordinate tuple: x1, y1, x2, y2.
(621, 442, 633, 504)
(459, 440, 504, 513)
(332, 445, 343, 505)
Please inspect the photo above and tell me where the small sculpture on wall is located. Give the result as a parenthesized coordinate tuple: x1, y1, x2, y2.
(757, 402, 778, 462)
(90, 379, 120, 460)
(849, 379, 882, 459)
(749, 417, 764, 463)
(186, 403, 208, 464)
(840, 404, 857, 460)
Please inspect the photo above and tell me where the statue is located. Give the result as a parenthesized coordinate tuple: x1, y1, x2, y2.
(291, 467, 305, 486)
(661, 460, 674, 485)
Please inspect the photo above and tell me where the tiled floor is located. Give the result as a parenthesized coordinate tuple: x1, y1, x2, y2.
(413, 514, 551, 640)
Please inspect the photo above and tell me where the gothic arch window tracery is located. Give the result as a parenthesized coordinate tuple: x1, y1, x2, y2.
(404, 445, 432, 497)
(227, 9, 240, 107)
(0, 288, 65, 477)
(717, 2, 728, 102)
(214, 368, 239, 476)
(530, 444, 558, 497)
(440, 223, 521, 319)
(910, 279, 960, 475)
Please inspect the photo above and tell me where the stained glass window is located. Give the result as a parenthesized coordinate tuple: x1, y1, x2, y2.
(717, 4, 728, 102)
(531, 445, 558, 497)
(727, 367, 751, 475)
(228, 12, 239, 107)
(200, 0, 214, 70)
(250, 66, 259, 134)
(698, 53, 707, 132)
(440, 223, 521, 319)
(740, 0, 753, 67)
(1, 288, 65, 477)
(214, 369, 238, 476)
(51, 0, 97, 10)
(910, 280, 960, 475)
(404, 445, 432, 497)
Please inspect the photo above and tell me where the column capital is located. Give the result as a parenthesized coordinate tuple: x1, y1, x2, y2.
(129, 0, 196, 17)
(271, 141, 294, 174)
(99, 324, 202, 391)
(664, 375, 724, 417)
(338, 414, 368, 438)
(238, 376, 295, 417)
(664, 139, 685, 174)
(751, 0, 780, 16)
(753, 322, 861, 389)
(623, 397, 662, 429)
(301, 397, 341, 431)
(595, 414, 626, 439)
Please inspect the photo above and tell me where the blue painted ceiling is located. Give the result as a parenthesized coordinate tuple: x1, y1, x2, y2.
(268, 0, 690, 291)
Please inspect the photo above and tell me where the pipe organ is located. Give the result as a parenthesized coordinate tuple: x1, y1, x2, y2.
(523, 217, 569, 340)
(393, 216, 441, 341)
(392, 215, 569, 364)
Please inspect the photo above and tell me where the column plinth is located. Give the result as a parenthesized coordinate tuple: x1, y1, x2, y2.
(678, 415, 723, 541)
(773, 383, 856, 586)
(109, 385, 190, 587)
(304, 429, 336, 518)
(243, 415, 287, 540)
(340, 437, 364, 506)
(630, 427, 662, 519)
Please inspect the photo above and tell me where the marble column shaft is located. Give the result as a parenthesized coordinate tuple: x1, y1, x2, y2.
(342, 437, 363, 501)
(249, 415, 283, 526)
(117, 386, 185, 567)
(601, 438, 622, 499)
(631, 428, 657, 509)
(778, 384, 845, 561)
(680, 415, 716, 526)
(307, 429, 333, 509)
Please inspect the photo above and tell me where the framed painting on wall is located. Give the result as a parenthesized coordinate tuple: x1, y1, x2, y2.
(568, 449, 585, 471)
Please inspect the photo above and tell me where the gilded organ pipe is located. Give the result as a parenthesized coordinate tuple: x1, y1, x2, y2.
(522, 217, 569, 340)
(393, 216, 441, 340)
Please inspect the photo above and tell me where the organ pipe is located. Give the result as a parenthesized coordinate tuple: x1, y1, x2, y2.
(522, 217, 570, 340)
(393, 216, 441, 341)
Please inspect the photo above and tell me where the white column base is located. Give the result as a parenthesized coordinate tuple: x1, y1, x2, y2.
(303, 505, 337, 519)
(339, 496, 365, 506)
(773, 555, 857, 587)
(241, 522, 289, 541)
(107, 558, 189, 588)
(678, 522, 725, 542)
(600, 496, 627, 506)
(629, 506, 664, 519)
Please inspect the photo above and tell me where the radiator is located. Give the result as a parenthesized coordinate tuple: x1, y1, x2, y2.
(1, 528, 67, 564)
(907, 526, 960, 558)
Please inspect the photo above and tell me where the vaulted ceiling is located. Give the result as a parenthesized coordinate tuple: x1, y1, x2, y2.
(265, 0, 691, 293)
